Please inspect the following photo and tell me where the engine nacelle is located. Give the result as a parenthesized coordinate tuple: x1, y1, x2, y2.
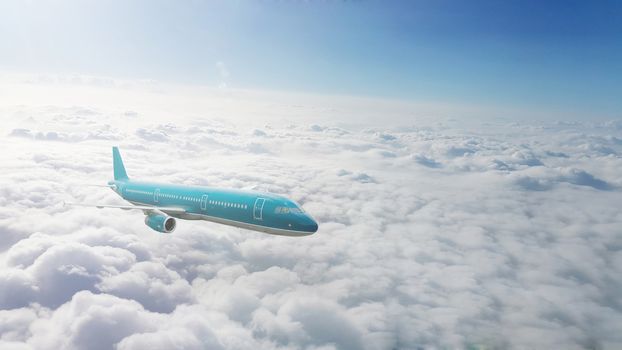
(144, 213, 176, 233)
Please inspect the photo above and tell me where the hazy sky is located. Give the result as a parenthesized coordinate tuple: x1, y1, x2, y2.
(1, 2, 622, 348)
(1, 0, 621, 118)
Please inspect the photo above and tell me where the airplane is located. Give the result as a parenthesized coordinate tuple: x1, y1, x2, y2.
(69, 147, 318, 236)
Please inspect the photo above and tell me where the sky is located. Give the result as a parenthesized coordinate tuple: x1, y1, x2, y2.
(0, 0, 621, 119)
(1, 1, 622, 350)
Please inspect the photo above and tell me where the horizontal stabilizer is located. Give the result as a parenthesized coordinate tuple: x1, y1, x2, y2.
(78, 184, 118, 189)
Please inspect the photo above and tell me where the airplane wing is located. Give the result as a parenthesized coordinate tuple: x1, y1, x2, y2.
(65, 202, 186, 214)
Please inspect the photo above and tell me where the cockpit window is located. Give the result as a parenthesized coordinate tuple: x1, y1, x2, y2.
(275, 206, 303, 214)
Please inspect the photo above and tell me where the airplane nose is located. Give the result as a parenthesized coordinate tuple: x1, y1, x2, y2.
(309, 221, 318, 233)
(303, 216, 318, 234)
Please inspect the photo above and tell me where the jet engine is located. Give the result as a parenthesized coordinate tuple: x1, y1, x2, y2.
(144, 213, 176, 233)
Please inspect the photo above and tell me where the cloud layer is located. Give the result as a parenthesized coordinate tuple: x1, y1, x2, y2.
(0, 81, 621, 349)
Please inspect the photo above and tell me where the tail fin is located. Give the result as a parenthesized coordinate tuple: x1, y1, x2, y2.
(112, 147, 129, 181)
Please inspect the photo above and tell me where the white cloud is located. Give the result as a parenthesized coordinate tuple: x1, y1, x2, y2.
(28, 292, 162, 350)
(0, 76, 621, 349)
(217, 61, 230, 79)
(97, 261, 195, 313)
(217, 61, 230, 90)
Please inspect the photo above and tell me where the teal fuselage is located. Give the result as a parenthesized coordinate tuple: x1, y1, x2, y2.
(110, 180, 318, 236)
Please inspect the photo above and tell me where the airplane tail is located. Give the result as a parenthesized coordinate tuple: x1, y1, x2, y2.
(112, 147, 129, 181)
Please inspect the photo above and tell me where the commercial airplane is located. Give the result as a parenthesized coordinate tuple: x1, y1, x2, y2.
(69, 147, 318, 236)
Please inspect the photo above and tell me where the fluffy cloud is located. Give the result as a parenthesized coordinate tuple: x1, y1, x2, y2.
(0, 78, 621, 349)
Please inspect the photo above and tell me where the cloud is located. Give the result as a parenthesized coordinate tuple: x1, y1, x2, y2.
(135, 128, 169, 142)
(0, 79, 621, 349)
(217, 61, 230, 90)
(512, 167, 613, 191)
(97, 261, 194, 313)
(412, 154, 442, 168)
(217, 61, 230, 79)
(28, 291, 162, 350)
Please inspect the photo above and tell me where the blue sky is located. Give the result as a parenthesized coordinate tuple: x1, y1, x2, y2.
(1, 0, 621, 118)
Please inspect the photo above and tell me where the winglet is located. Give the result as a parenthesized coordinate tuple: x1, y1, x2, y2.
(112, 147, 129, 181)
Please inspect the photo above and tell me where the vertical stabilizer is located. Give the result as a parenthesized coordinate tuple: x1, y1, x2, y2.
(112, 147, 129, 180)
